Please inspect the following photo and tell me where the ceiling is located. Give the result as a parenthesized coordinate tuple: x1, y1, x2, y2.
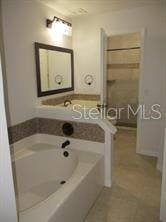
(39, 0, 164, 17)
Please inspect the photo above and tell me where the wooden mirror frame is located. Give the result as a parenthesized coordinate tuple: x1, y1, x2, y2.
(35, 42, 74, 97)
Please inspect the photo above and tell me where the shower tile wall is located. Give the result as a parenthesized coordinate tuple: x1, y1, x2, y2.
(107, 33, 141, 127)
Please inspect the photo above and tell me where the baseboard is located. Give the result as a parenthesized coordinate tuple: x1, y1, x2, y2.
(117, 126, 137, 131)
(116, 122, 137, 128)
(136, 149, 158, 157)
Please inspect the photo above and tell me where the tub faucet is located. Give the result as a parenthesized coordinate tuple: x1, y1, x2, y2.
(61, 140, 70, 148)
(64, 100, 72, 107)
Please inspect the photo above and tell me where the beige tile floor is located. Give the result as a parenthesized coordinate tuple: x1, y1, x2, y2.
(85, 129, 162, 222)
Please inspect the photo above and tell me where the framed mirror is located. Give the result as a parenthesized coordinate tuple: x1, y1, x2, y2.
(35, 42, 74, 97)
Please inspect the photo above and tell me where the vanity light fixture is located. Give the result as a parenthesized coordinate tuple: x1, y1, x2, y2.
(46, 16, 72, 36)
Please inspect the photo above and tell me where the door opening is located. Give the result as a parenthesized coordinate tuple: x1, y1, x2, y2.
(107, 32, 141, 130)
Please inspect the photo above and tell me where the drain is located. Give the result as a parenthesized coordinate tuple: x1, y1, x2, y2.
(60, 180, 66, 185)
(63, 151, 69, 157)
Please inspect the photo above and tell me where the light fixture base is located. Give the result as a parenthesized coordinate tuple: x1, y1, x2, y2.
(46, 19, 52, 28)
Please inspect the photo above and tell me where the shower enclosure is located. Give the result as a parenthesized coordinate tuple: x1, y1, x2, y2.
(107, 33, 141, 128)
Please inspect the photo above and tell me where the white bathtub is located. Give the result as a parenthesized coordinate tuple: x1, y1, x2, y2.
(12, 143, 104, 222)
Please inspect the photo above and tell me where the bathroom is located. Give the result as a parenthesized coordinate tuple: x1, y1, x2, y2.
(0, 0, 166, 222)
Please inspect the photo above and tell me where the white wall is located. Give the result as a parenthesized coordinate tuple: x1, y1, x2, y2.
(0, 55, 18, 222)
(1, 1, 166, 156)
(72, 5, 166, 156)
(1, 0, 72, 126)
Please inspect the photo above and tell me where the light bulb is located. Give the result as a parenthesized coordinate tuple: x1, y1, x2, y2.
(63, 24, 72, 36)
(52, 20, 64, 35)
(68, 25, 72, 36)
(50, 19, 72, 36)
(63, 23, 69, 35)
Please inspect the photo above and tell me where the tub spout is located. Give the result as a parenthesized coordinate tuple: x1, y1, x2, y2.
(61, 140, 70, 148)
(64, 100, 72, 107)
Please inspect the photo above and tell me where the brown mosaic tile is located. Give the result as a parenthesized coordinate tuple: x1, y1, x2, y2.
(8, 117, 105, 144)
(37, 118, 105, 143)
(8, 118, 38, 144)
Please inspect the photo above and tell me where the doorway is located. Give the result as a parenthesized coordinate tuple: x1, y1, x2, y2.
(107, 32, 141, 129)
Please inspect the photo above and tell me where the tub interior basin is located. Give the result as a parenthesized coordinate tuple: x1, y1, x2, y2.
(13, 144, 78, 212)
(16, 179, 63, 212)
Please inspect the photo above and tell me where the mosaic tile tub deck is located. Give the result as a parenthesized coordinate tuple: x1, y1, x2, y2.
(8, 118, 105, 145)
